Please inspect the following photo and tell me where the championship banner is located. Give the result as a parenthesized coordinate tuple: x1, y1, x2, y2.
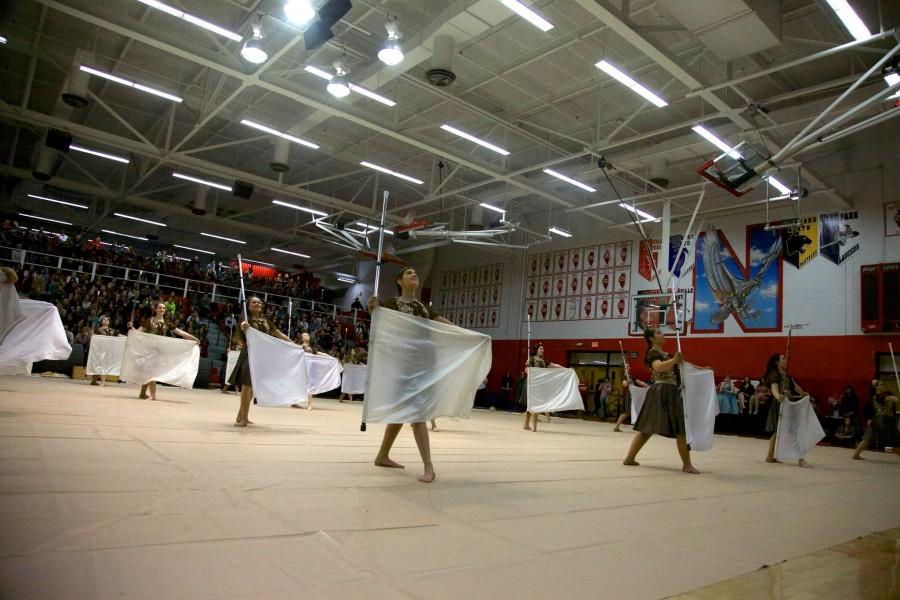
(120, 330, 199, 388)
(341, 364, 367, 395)
(775, 395, 825, 461)
(85, 335, 127, 377)
(245, 327, 309, 407)
(306, 353, 343, 395)
(363, 308, 491, 423)
(526, 367, 585, 413)
(0, 298, 72, 375)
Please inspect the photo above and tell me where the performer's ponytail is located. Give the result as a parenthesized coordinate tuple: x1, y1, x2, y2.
(642, 327, 656, 367)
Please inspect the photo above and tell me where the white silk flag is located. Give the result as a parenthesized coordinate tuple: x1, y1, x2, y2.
(120, 329, 199, 388)
(0, 277, 26, 344)
(681, 362, 719, 451)
(306, 353, 343, 395)
(224, 350, 240, 384)
(245, 327, 309, 407)
(341, 364, 367, 395)
(527, 368, 585, 413)
(363, 307, 492, 424)
(775, 395, 825, 461)
(85, 335, 127, 377)
(630, 385, 648, 424)
(0, 298, 71, 375)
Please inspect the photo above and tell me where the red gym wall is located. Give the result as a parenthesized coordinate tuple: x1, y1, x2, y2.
(484, 335, 894, 406)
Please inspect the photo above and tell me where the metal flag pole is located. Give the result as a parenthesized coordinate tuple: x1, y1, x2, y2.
(889, 343, 900, 396)
(527, 312, 532, 349)
(619, 340, 631, 382)
(670, 277, 681, 353)
(236, 254, 248, 321)
(361, 190, 390, 433)
(287, 298, 293, 339)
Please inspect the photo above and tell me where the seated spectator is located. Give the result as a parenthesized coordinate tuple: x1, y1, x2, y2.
(836, 386, 859, 420)
(833, 416, 858, 447)
(748, 382, 770, 416)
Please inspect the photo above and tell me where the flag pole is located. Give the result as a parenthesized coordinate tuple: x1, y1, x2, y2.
(237, 254, 248, 321)
(889, 342, 900, 396)
(361, 190, 389, 432)
(287, 298, 293, 339)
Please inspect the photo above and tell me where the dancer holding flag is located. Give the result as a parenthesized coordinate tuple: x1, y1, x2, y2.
(522, 344, 564, 432)
(762, 352, 821, 467)
(852, 343, 900, 461)
(128, 301, 200, 401)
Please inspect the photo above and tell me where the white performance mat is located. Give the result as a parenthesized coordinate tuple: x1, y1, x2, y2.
(85, 335, 126, 377)
(681, 362, 719, 451)
(775, 395, 825, 461)
(307, 353, 343, 395)
(341, 364, 367, 395)
(224, 350, 240, 384)
(527, 368, 585, 413)
(120, 330, 199, 388)
(0, 297, 71, 375)
(363, 307, 492, 424)
(245, 327, 309, 407)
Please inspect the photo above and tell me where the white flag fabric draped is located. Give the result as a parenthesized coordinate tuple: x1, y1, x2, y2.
(681, 362, 719, 451)
(120, 330, 199, 388)
(341, 364, 367, 394)
(0, 297, 71, 375)
(306, 353, 343, 395)
(245, 327, 309, 407)
(224, 350, 240, 384)
(0, 276, 26, 344)
(527, 368, 585, 413)
(630, 385, 648, 424)
(85, 335, 127, 377)
(775, 395, 825, 461)
(363, 308, 492, 424)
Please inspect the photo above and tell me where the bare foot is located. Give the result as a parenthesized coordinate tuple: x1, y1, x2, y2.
(149, 395, 156, 401)
(682, 465, 701, 474)
(418, 470, 436, 483)
(374, 456, 405, 469)
(234, 421, 247, 427)
(765, 458, 781, 464)
(523, 425, 532, 431)
(798, 459, 812, 468)
(613, 426, 621, 432)
(852, 455, 864, 460)
(623, 460, 640, 466)
(139, 394, 148, 399)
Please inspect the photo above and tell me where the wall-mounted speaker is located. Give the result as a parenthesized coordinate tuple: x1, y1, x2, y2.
(233, 180, 254, 199)
(45, 129, 72, 153)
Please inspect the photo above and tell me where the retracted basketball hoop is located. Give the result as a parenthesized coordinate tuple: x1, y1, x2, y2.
(696, 140, 773, 197)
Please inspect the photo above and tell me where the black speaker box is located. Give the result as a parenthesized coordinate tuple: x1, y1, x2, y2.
(46, 129, 72, 153)
(233, 180, 254, 199)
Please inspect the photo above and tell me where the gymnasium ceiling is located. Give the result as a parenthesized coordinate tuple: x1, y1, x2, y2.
(1, 0, 898, 279)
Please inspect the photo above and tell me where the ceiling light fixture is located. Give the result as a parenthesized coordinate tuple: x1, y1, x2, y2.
(19, 213, 73, 226)
(479, 202, 507, 214)
(101, 229, 149, 241)
(172, 172, 233, 191)
(114, 212, 166, 226)
(691, 125, 742, 159)
(595, 60, 668, 108)
(70, 144, 130, 164)
(304, 65, 334, 80)
(543, 168, 596, 192)
(241, 22, 268, 64)
(136, 0, 242, 41)
(337, 276, 357, 284)
(244, 258, 276, 267)
(200, 232, 246, 245)
(27, 194, 88, 209)
(619, 203, 660, 223)
(498, 0, 554, 32)
(173, 244, 215, 255)
(241, 119, 319, 149)
(304, 65, 395, 106)
(80, 65, 182, 102)
(360, 161, 424, 184)
(766, 176, 792, 196)
(548, 226, 572, 238)
(377, 17, 404, 66)
(354, 222, 394, 235)
(824, 0, 872, 41)
(441, 124, 510, 155)
(885, 73, 900, 99)
(173, 256, 192, 261)
(0, 36, 8, 44)
(326, 60, 351, 98)
(271, 199, 328, 217)
(283, 0, 317, 26)
(271, 247, 311, 258)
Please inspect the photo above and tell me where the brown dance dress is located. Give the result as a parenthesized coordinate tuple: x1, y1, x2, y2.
(632, 348, 685, 438)
(862, 393, 900, 449)
(228, 316, 280, 389)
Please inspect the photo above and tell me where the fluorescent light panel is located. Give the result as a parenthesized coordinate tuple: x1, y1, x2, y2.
(619, 203, 660, 223)
(304, 65, 334, 80)
(337, 277, 356, 283)
(441, 124, 510, 155)
(691, 125, 742, 159)
(244, 258, 276, 267)
(27, 194, 88, 209)
(479, 202, 506, 214)
(766, 176, 792, 196)
(360, 161, 424, 185)
(271, 199, 328, 217)
(70, 144, 130, 164)
(354, 222, 394, 235)
(101, 229, 148, 241)
(595, 60, 668, 108)
(543, 168, 596, 192)
(824, 0, 872, 41)
(19, 213, 72, 225)
(303, 66, 396, 106)
(114, 212, 166, 226)
(173, 244, 214, 255)
(499, 0, 554, 32)
(136, 0, 242, 41)
(548, 226, 572, 238)
(240, 119, 319, 149)
(270, 247, 311, 258)
(79, 65, 182, 102)
(200, 232, 246, 245)
(172, 172, 232, 191)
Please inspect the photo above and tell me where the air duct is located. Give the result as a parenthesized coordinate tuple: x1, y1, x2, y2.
(270, 137, 290, 172)
(191, 187, 208, 215)
(426, 35, 456, 87)
(61, 49, 93, 108)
